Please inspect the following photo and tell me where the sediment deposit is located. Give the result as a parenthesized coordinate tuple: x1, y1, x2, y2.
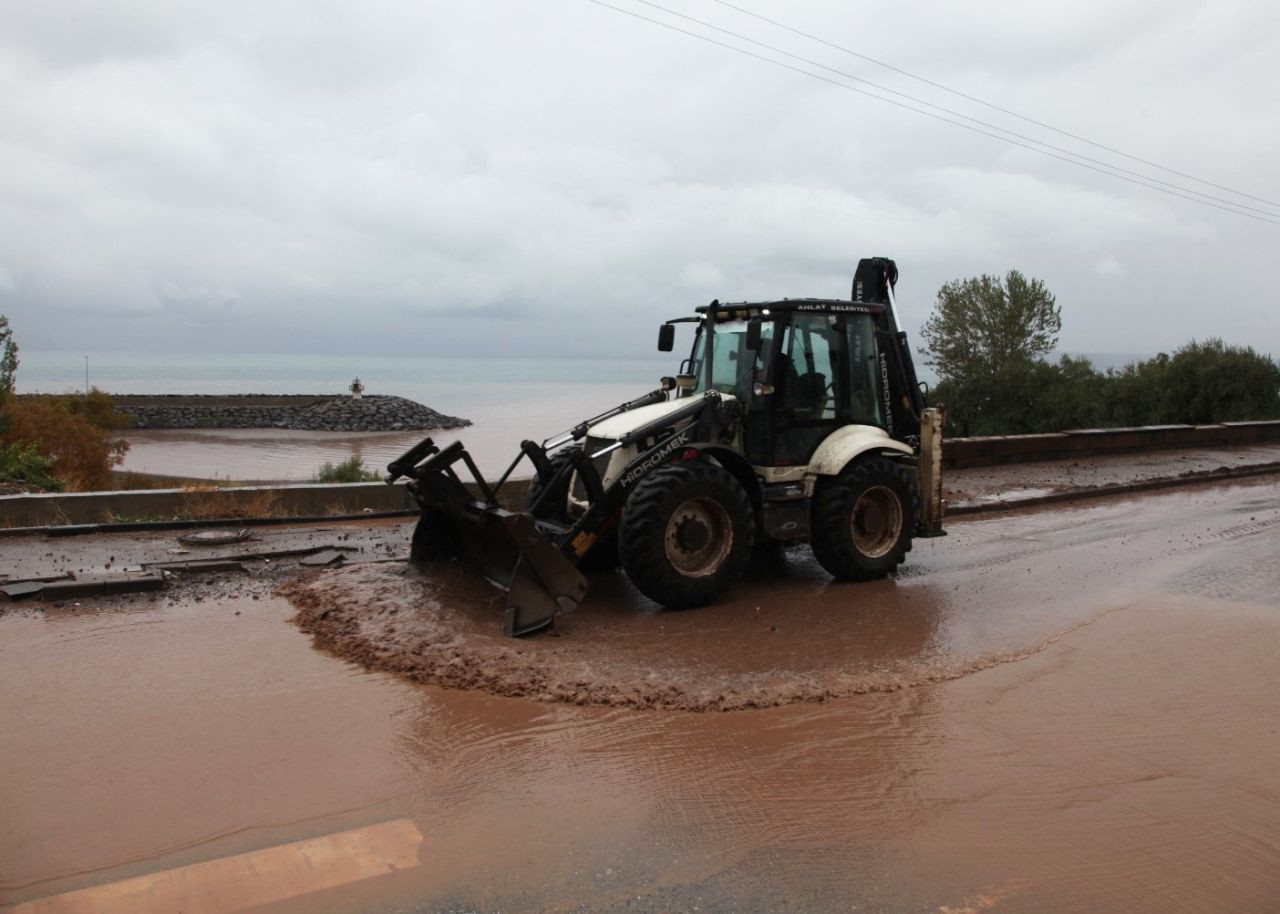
(282, 555, 1099, 712)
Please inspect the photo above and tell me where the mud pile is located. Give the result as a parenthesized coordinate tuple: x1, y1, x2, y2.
(281, 559, 1091, 711)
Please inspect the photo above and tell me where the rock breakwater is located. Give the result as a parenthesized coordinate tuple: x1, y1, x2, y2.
(108, 394, 470, 432)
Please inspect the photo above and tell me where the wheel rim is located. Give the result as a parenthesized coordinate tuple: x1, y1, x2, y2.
(664, 496, 734, 577)
(850, 485, 903, 558)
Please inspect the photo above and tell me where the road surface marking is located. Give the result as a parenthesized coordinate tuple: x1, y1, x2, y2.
(14, 818, 424, 914)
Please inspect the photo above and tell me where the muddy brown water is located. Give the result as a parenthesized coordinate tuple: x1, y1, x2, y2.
(3, 478, 1279, 912)
(282, 537, 1134, 712)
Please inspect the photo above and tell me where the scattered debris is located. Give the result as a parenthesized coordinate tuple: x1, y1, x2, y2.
(299, 549, 347, 567)
(1, 572, 74, 586)
(180, 529, 254, 546)
(2, 581, 46, 601)
(46, 524, 104, 538)
(41, 575, 166, 599)
(150, 560, 248, 574)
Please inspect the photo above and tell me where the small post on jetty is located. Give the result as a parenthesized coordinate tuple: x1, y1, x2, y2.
(350, 377, 364, 400)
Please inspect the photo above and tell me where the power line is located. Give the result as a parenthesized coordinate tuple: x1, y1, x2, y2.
(705, 0, 1280, 210)
(623, 0, 1280, 220)
(584, 0, 1280, 225)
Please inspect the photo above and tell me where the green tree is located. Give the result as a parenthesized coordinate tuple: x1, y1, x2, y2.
(921, 270, 1062, 435)
(921, 270, 1061, 385)
(0, 315, 17, 401)
(1101, 355, 1168, 427)
(1144, 339, 1279, 424)
(0, 314, 16, 439)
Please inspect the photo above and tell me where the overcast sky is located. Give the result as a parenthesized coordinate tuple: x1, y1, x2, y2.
(1, 0, 1276, 361)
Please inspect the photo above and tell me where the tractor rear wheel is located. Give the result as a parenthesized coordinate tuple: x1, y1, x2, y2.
(619, 460, 754, 608)
(527, 447, 618, 570)
(810, 456, 917, 581)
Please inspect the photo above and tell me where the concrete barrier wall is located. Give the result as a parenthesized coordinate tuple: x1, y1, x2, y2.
(942, 420, 1280, 468)
(0, 477, 541, 529)
(0, 482, 419, 529)
(2, 422, 1278, 528)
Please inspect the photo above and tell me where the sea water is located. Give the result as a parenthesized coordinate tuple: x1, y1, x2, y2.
(18, 350, 672, 480)
(15, 349, 1131, 481)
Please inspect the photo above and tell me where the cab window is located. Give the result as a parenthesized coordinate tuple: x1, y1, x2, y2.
(688, 318, 775, 401)
(777, 313, 882, 426)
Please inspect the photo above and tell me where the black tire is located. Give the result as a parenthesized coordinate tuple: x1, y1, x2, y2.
(619, 460, 754, 608)
(810, 456, 917, 581)
(527, 448, 618, 570)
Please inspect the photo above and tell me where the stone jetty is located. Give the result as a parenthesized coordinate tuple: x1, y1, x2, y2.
(106, 394, 470, 432)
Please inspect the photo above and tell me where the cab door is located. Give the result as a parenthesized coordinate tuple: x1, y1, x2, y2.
(754, 312, 886, 467)
(768, 313, 841, 466)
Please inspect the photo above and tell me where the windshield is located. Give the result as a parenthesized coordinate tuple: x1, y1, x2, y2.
(684, 312, 884, 425)
(686, 319, 775, 399)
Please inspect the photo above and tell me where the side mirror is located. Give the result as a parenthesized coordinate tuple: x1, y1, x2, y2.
(744, 318, 762, 351)
(657, 324, 676, 352)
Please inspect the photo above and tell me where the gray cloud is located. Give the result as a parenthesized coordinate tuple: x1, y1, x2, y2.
(0, 0, 1276, 361)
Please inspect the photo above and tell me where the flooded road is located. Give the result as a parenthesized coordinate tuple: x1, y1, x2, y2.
(3, 478, 1279, 912)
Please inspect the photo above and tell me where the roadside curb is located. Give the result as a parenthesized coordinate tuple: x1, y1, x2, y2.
(0, 509, 418, 539)
(947, 461, 1280, 517)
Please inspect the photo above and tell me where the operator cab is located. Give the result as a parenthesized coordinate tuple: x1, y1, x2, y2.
(659, 299, 921, 468)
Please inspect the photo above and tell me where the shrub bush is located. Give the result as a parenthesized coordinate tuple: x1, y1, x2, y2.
(316, 456, 381, 483)
(0, 441, 63, 492)
(2, 390, 131, 491)
(934, 340, 1280, 436)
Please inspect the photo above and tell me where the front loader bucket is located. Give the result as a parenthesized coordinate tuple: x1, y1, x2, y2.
(411, 504, 589, 636)
(393, 438, 588, 636)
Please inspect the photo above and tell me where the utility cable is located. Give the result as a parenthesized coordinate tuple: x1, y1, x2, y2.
(705, 0, 1280, 210)
(584, 0, 1280, 225)
(623, 0, 1280, 220)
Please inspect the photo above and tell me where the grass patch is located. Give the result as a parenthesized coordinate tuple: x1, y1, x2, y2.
(180, 484, 282, 520)
(316, 456, 382, 483)
(104, 512, 179, 524)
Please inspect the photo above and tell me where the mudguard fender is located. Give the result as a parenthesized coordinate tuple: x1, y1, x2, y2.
(807, 425, 913, 476)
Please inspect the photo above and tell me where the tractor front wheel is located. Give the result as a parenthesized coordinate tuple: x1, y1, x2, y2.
(619, 460, 754, 608)
(810, 456, 917, 581)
